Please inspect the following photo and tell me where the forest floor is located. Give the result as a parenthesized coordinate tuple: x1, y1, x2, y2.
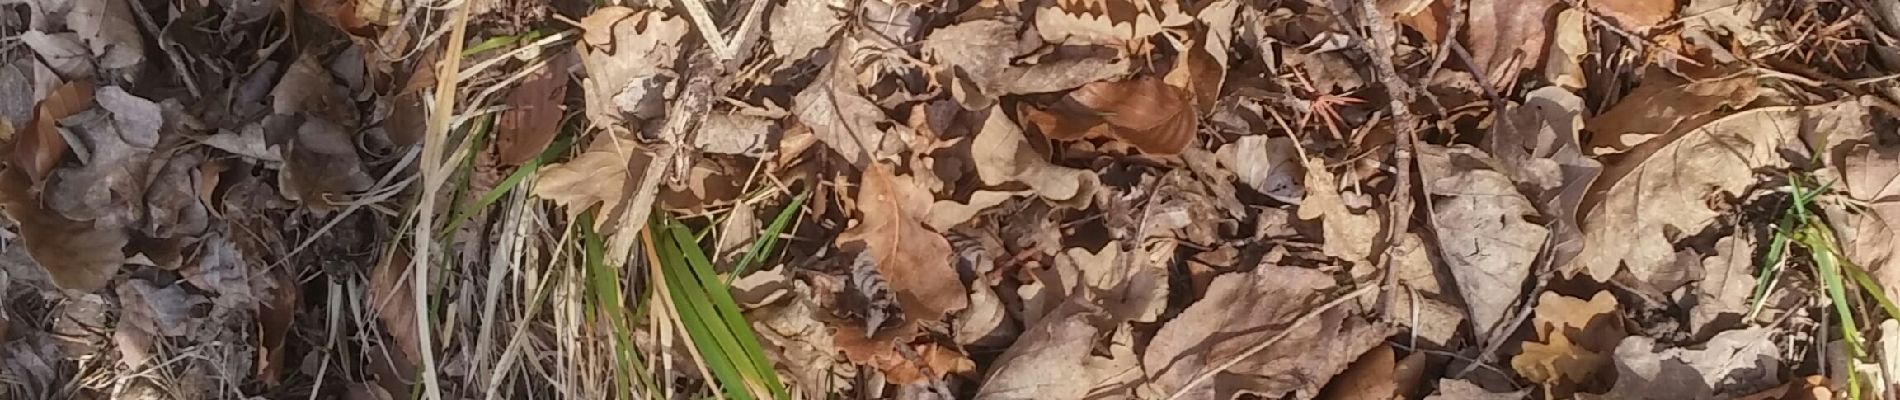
(4, 0, 1900, 398)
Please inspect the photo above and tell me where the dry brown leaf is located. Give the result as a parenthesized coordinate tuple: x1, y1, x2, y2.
(1426, 378, 1529, 399)
(495, 53, 572, 165)
(576, 7, 687, 130)
(0, 148, 128, 293)
(1830, 140, 1900, 298)
(370, 249, 421, 362)
(1545, 9, 1588, 89)
(769, 0, 847, 59)
(20, 32, 95, 79)
(1316, 344, 1399, 400)
(118, 278, 207, 336)
(835, 323, 974, 385)
(11, 80, 93, 183)
(272, 55, 358, 128)
(532, 133, 653, 223)
(1142, 266, 1389, 399)
(1692, 235, 1757, 338)
(1216, 135, 1304, 203)
(1466, 0, 1561, 85)
(1587, 0, 1675, 31)
(257, 269, 299, 387)
(1573, 103, 1865, 283)
(1511, 290, 1625, 392)
(69, 0, 145, 75)
(1034, 0, 1189, 51)
(971, 108, 1098, 208)
(1678, 0, 1776, 63)
(1420, 145, 1547, 341)
(1587, 328, 1781, 399)
(1584, 70, 1758, 155)
(1061, 77, 1198, 155)
(1297, 161, 1381, 263)
(926, 190, 1020, 231)
(278, 117, 374, 210)
(741, 271, 857, 398)
(795, 68, 914, 165)
(838, 163, 967, 320)
(976, 297, 1139, 399)
(1485, 87, 1599, 273)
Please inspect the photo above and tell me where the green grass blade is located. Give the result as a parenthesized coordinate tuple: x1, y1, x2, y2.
(730, 191, 809, 282)
(665, 222, 788, 399)
(655, 234, 756, 400)
(441, 133, 577, 236)
(582, 213, 650, 399)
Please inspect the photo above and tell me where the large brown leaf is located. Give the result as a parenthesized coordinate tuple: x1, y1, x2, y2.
(1032, 77, 1198, 155)
(495, 53, 572, 165)
(1466, 0, 1561, 84)
(1572, 102, 1867, 283)
(1420, 145, 1547, 342)
(0, 168, 126, 291)
(1141, 266, 1388, 399)
(837, 163, 967, 320)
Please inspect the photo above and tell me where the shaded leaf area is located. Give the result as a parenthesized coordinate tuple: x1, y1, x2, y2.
(4, 0, 1900, 398)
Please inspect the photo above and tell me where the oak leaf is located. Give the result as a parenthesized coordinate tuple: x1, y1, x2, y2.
(837, 163, 967, 320)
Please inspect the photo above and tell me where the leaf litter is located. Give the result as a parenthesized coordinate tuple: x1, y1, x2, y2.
(6, 0, 1900, 398)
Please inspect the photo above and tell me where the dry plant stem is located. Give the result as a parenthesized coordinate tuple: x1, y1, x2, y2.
(1344, 0, 1420, 310)
(1161, 285, 1381, 400)
(412, 3, 475, 400)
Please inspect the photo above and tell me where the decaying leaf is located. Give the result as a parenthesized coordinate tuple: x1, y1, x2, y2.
(369, 249, 421, 362)
(11, 80, 94, 183)
(1420, 144, 1547, 342)
(1318, 344, 1429, 400)
(1426, 378, 1530, 399)
(1572, 102, 1866, 283)
(769, 0, 847, 59)
(69, 0, 146, 76)
(0, 170, 126, 291)
(118, 278, 207, 336)
(1586, 0, 1676, 31)
(1141, 266, 1388, 399)
(971, 108, 1098, 208)
(277, 117, 374, 209)
(1691, 235, 1757, 339)
(496, 54, 572, 165)
(837, 164, 967, 320)
(737, 268, 858, 398)
(1511, 290, 1625, 392)
(1591, 328, 1781, 399)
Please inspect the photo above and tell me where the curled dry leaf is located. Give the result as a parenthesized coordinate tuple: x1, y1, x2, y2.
(1572, 102, 1866, 283)
(1141, 266, 1388, 399)
(1420, 144, 1547, 342)
(11, 80, 94, 183)
(278, 117, 374, 210)
(837, 163, 967, 320)
(495, 53, 572, 165)
(971, 108, 1098, 208)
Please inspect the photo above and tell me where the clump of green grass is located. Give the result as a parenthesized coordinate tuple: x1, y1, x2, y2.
(647, 214, 790, 400)
(1751, 174, 1900, 398)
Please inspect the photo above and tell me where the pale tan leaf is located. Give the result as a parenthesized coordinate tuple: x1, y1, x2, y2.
(769, 0, 847, 59)
(1587, 0, 1676, 31)
(1511, 290, 1624, 392)
(1426, 378, 1529, 399)
(1420, 145, 1547, 341)
(1831, 140, 1900, 299)
(1216, 135, 1303, 203)
(837, 163, 967, 320)
(1297, 161, 1381, 263)
(1573, 103, 1865, 283)
(976, 297, 1138, 399)
(1593, 328, 1781, 399)
(68, 0, 145, 72)
(794, 70, 912, 166)
(576, 7, 688, 128)
(971, 109, 1098, 207)
(1485, 87, 1599, 272)
(532, 133, 654, 225)
(1466, 0, 1561, 84)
